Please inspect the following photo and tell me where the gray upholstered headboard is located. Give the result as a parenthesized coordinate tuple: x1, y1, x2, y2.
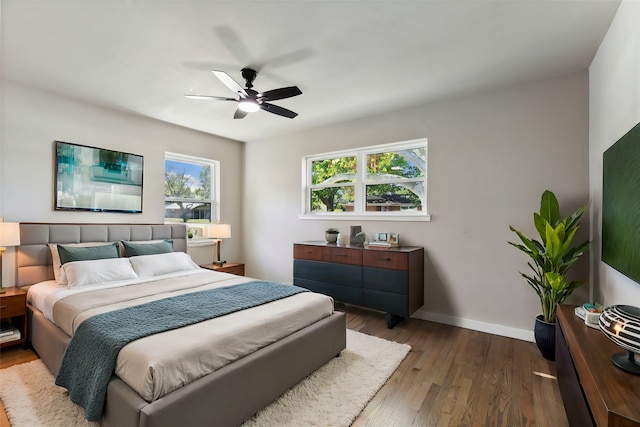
(16, 223, 188, 288)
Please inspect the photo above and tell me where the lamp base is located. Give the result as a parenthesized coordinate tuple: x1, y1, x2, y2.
(210, 260, 227, 267)
(612, 351, 640, 375)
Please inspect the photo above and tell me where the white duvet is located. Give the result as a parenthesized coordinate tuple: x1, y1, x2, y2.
(27, 269, 334, 402)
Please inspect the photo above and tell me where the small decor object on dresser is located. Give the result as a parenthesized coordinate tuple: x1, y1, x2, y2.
(599, 305, 640, 375)
(369, 232, 399, 247)
(325, 228, 339, 243)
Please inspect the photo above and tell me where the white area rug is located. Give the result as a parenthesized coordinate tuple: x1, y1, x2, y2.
(0, 330, 410, 427)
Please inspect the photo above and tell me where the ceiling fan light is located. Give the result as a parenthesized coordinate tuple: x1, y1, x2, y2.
(238, 100, 260, 113)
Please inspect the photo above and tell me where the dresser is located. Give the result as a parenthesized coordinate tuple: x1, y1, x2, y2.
(556, 305, 640, 427)
(293, 241, 424, 328)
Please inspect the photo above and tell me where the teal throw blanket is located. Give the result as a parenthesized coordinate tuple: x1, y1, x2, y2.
(55, 281, 309, 421)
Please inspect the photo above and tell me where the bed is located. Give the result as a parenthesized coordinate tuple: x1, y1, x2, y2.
(16, 223, 346, 427)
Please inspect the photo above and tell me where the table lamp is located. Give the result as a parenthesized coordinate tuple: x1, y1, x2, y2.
(599, 305, 640, 375)
(0, 220, 21, 294)
(206, 223, 231, 266)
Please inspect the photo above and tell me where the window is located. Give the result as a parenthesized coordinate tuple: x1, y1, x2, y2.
(164, 153, 219, 224)
(302, 139, 428, 220)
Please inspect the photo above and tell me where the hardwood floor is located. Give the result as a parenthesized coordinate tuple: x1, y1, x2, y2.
(0, 306, 569, 427)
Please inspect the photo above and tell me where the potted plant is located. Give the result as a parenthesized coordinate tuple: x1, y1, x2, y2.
(508, 190, 590, 360)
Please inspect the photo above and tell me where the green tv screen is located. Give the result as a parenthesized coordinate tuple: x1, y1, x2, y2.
(601, 122, 640, 284)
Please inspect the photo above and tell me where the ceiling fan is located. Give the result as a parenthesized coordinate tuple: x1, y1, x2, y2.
(186, 68, 302, 119)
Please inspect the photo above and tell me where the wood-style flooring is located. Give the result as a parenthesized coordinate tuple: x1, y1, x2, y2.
(0, 305, 568, 427)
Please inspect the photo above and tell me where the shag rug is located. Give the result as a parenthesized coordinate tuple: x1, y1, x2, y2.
(0, 330, 410, 427)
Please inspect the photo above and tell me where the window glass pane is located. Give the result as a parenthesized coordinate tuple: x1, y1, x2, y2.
(164, 155, 215, 223)
(164, 160, 210, 200)
(164, 202, 212, 222)
(366, 148, 426, 180)
(366, 183, 423, 212)
(311, 186, 355, 212)
(311, 157, 357, 185)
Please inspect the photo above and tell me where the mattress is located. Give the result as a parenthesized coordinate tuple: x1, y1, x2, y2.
(27, 269, 334, 402)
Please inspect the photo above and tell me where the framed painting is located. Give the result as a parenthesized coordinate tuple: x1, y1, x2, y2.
(55, 141, 143, 213)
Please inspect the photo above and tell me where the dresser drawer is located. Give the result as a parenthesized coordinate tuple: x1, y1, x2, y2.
(0, 294, 26, 318)
(294, 259, 362, 287)
(363, 289, 408, 316)
(363, 267, 408, 294)
(363, 250, 408, 270)
(294, 244, 323, 261)
(322, 246, 362, 265)
(294, 278, 362, 305)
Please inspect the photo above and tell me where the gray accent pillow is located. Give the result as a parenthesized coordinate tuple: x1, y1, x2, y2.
(122, 239, 174, 257)
(57, 242, 120, 266)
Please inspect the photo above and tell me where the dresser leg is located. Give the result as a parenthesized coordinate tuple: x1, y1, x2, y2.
(386, 313, 404, 329)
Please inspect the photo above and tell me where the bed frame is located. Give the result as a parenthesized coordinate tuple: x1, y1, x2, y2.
(16, 223, 346, 427)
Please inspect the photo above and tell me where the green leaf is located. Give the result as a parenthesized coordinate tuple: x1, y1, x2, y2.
(540, 190, 560, 225)
(545, 222, 564, 262)
(533, 213, 548, 243)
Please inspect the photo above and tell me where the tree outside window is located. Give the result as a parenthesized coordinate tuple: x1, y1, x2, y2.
(164, 154, 218, 223)
(305, 139, 427, 217)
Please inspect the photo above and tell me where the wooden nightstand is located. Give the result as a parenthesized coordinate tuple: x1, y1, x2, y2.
(0, 287, 28, 349)
(200, 262, 245, 276)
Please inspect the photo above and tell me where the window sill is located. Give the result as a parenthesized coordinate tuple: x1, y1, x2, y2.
(297, 213, 431, 222)
(187, 239, 217, 247)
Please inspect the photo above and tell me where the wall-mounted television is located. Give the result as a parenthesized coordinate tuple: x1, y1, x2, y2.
(601, 122, 640, 284)
(55, 141, 144, 213)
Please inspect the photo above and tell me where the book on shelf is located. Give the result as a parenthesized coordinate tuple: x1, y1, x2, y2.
(0, 320, 12, 333)
(0, 328, 21, 344)
(0, 328, 15, 338)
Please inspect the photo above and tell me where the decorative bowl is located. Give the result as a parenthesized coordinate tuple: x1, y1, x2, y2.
(325, 228, 339, 243)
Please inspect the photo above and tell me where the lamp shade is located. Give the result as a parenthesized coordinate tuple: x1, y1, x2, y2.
(0, 222, 20, 247)
(599, 305, 640, 374)
(207, 224, 231, 239)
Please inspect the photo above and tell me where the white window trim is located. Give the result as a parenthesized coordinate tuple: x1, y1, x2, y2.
(299, 138, 430, 221)
(164, 152, 221, 223)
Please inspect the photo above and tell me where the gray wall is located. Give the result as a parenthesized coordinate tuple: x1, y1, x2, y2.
(588, 0, 640, 306)
(243, 71, 590, 341)
(1, 71, 594, 341)
(0, 81, 244, 263)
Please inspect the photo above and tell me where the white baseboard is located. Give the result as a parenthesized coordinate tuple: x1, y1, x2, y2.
(411, 308, 535, 343)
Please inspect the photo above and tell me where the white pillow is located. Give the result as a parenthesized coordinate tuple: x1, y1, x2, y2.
(49, 242, 117, 284)
(129, 252, 200, 278)
(62, 258, 139, 288)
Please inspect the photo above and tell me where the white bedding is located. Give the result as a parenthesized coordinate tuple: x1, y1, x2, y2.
(27, 269, 334, 402)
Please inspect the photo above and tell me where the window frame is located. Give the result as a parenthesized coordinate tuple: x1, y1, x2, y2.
(300, 138, 430, 221)
(164, 152, 221, 224)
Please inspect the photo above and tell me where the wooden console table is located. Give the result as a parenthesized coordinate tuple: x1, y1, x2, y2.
(556, 304, 640, 427)
(293, 241, 424, 328)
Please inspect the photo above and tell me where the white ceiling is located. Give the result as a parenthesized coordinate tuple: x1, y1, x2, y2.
(1, 0, 621, 143)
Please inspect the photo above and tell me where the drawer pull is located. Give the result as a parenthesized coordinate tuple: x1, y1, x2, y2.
(379, 258, 392, 261)
(0, 305, 7, 309)
(335, 254, 347, 257)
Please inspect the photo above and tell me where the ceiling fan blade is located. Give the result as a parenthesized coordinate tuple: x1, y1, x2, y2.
(233, 108, 249, 119)
(261, 102, 298, 119)
(212, 70, 248, 97)
(259, 86, 302, 101)
(185, 94, 236, 101)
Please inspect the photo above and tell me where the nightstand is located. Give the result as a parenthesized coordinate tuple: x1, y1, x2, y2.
(200, 262, 245, 276)
(0, 287, 28, 349)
